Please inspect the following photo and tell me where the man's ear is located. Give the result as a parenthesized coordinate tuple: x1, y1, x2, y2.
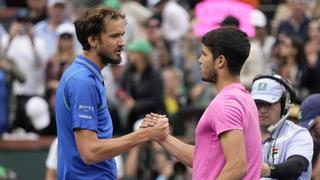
(87, 35, 97, 48)
(216, 55, 226, 69)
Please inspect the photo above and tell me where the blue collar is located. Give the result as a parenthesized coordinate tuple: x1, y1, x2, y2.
(75, 55, 104, 82)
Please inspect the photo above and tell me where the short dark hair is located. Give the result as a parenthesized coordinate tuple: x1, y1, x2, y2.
(74, 6, 125, 50)
(201, 27, 250, 75)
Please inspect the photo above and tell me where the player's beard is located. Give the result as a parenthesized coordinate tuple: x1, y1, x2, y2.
(201, 67, 218, 84)
(98, 50, 122, 66)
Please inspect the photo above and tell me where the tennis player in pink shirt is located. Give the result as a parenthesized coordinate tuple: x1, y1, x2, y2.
(143, 27, 262, 179)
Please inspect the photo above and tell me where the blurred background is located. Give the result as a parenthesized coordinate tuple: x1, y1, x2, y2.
(0, 0, 320, 179)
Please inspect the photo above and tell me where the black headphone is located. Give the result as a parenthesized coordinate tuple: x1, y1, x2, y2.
(252, 74, 296, 116)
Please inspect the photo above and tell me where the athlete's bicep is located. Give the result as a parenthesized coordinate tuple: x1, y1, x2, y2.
(219, 129, 247, 167)
(74, 129, 99, 164)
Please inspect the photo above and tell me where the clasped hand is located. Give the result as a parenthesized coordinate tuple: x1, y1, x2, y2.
(139, 113, 170, 142)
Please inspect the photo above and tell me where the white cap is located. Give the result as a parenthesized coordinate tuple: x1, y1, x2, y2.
(47, 0, 65, 8)
(56, 23, 75, 36)
(250, 9, 267, 28)
(251, 78, 285, 103)
(25, 97, 50, 130)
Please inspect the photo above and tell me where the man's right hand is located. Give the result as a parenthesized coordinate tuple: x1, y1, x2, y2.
(140, 113, 163, 128)
(140, 113, 169, 142)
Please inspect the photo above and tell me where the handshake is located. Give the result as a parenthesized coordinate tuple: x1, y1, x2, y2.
(138, 113, 170, 143)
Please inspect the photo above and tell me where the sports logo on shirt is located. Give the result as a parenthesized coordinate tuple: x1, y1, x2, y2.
(78, 105, 94, 120)
(78, 105, 94, 112)
(79, 114, 92, 119)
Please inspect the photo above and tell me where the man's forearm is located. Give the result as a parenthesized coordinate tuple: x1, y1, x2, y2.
(75, 129, 150, 165)
(160, 135, 194, 167)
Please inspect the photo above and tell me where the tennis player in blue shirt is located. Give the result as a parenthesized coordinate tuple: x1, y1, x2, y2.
(55, 6, 169, 179)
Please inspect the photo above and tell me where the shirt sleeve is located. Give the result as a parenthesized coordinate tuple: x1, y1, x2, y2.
(285, 129, 314, 164)
(211, 96, 244, 136)
(67, 76, 99, 131)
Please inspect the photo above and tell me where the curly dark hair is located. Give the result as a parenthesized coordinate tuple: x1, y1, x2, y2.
(74, 6, 125, 50)
(201, 27, 250, 75)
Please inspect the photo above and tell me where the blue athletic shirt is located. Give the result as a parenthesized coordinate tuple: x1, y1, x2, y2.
(56, 55, 116, 180)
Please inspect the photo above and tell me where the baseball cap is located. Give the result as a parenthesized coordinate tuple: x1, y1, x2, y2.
(126, 40, 153, 55)
(47, 0, 65, 8)
(250, 9, 267, 28)
(25, 97, 50, 130)
(251, 78, 285, 103)
(299, 94, 320, 129)
(56, 23, 75, 36)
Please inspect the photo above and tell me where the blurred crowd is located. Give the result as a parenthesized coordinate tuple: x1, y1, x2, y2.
(1, 0, 320, 179)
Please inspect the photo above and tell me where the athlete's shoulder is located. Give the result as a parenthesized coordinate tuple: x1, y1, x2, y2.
(65, 62, 94, 81)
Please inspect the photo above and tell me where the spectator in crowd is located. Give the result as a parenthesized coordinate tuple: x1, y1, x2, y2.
(250, 9, 276, 71)
(237, 12, 265, 89)
(1, 10, 47, 132)
(102, 62, 127, 135)
(310, 0, 320, 18)
(45, 23, 76, 135)
(144, 15, 172, 70)
(298, 93, 320, 179)
(162, 67, 186, 117)
(105, 0, 151, 44)
(271, 1, 291, 35)
(0, 0, 47, 27)
(120, 0, 153, 42)
(182, 23, 202, 87)
(301, 18, 320, 94)
(120, 39, 166, 133)
(270, 34, 306, 101)
(0, 53, 25, 134)
(35, 0, 71, 58)
(25, 0, 47, 24)
(277, 0, 310, 42)
(151, 0, 189, 69)
(251, 74, 313, 179)
(161, 67, 189, 135)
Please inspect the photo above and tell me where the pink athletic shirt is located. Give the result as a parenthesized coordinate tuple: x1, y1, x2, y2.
(193, 83, 262, 179)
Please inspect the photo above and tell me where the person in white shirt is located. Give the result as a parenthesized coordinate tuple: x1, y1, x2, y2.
(1, 12, 47, 132)
(251, 74, 313, 180)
